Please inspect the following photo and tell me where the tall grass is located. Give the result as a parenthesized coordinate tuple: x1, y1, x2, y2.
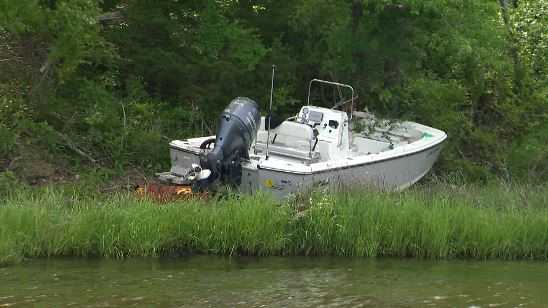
(1, 183, 547, 265)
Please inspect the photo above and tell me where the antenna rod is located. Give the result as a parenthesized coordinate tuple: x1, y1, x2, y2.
(266, 65, 276, 160)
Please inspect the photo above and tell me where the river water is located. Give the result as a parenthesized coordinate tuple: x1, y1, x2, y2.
(1, 256, 547, 307)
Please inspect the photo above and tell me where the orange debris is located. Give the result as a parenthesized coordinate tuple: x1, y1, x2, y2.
(135, 183, 206, 202)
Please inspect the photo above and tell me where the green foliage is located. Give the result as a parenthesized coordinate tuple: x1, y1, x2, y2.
(0, 171, 19, 196)
(287, 0, 546, 180)
(509, 122, 548, 182)
(512, 0, 548, 79)
(0, 0, 44, 33)
(0, 0, 116, 80)
(0, 124, 16, 157)
(0, 0, 546, 182)
(46, 1, 116, 79)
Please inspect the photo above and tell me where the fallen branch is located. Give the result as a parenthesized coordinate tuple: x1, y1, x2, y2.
(55, 131, 97, 164)
(39, 58, 52, 74)
(98, 11, 124, 24)
(0, 57, 22, 63)
(6, 156, 22, 170)
(29, 57, 55, 99)
(333, 95, 360, 110)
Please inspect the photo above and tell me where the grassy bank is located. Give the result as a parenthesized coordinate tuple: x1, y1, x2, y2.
(1, 184, 548, 265)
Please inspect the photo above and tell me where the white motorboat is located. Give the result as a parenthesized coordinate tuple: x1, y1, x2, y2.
(158, 75, 447, 199)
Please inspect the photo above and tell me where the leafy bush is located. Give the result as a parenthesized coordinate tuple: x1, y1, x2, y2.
(0, 125, 16, 157)
(0, 171, 19, 196)
(509, 123, 548, 182)
(0, 0, 546, 183)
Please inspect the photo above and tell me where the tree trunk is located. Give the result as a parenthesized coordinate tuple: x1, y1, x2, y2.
(351, 0, 363, 33)
(351, 0, 364, 109)
(499, 0, 523, 91)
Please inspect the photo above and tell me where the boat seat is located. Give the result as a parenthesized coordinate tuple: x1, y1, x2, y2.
(273, 121, 314, 148)
(255, 121, 319, 161)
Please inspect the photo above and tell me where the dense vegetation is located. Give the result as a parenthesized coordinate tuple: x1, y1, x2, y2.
(0, 0, 546, 186)
(1, 184, 548, 265)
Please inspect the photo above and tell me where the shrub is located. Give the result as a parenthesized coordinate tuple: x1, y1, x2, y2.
(0, 171, 19, 196)
(0, 125, 16, 157)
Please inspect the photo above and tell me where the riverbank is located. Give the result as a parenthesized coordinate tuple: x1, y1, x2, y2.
(1, 184, 547, 265)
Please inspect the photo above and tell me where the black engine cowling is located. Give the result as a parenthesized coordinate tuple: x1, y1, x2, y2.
(198, 97, 261, 188)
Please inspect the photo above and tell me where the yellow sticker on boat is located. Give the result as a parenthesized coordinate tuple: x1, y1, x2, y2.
(263, 179, 274, 188)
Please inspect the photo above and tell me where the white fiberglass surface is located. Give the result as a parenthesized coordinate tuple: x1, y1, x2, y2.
(257, 125, 446, 174)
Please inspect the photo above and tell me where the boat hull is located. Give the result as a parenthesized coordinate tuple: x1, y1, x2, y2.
(241, 142, 443, 199)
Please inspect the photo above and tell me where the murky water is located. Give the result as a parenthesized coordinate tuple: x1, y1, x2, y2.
(1, 256, 547, 307)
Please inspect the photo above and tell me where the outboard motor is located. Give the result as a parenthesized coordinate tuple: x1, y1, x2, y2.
(196, 97, 261, 189)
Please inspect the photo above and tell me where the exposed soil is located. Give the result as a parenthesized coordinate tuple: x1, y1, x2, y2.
(2, 142, 156, 193)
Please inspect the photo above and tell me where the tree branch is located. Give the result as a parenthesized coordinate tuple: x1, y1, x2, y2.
(0, 57, 22, 63)
(98, 11, 124, 24)
(55, 131, 97, 164)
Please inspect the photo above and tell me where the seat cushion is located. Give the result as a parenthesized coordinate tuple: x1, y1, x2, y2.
(255, 121, 317, 161)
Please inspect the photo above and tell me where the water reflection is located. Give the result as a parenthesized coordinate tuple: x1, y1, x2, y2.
(0, 257, 547, 307)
